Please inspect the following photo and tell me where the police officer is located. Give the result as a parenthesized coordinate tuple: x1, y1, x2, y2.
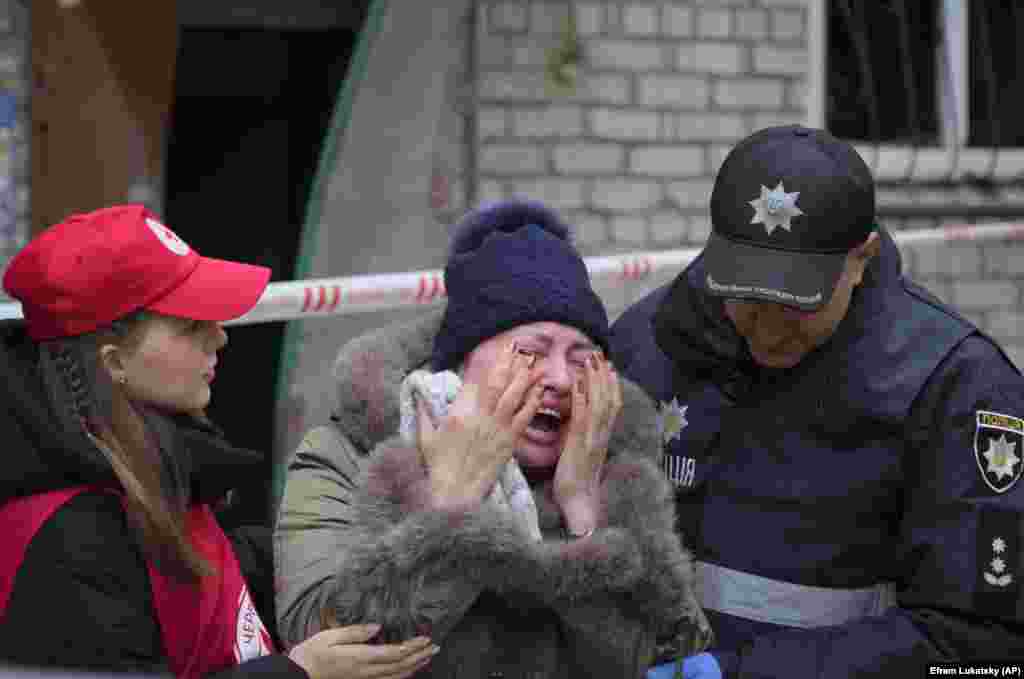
(613, 125, 1024, 678)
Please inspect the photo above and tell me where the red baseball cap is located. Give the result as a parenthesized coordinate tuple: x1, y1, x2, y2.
(2, 204, 272, 340)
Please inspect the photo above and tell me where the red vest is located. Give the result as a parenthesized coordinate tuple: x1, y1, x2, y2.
(0, 487, 276, 678)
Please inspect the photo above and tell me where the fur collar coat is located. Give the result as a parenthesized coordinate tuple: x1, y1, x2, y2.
(274, 310, 711, 678)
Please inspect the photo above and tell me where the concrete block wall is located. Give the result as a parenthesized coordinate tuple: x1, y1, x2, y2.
(890, 219, 1024, 369)
(478, 0, 807, 254)
(475, 0, 1024, 367)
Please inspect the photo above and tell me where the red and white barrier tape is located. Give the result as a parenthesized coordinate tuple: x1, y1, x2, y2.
(2, 221, 1023, 324)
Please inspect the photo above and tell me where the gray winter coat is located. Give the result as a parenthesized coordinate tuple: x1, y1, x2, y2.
(274, 310, 711, 678)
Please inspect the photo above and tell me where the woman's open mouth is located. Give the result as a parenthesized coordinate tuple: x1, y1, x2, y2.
(526, 407, 563, 444)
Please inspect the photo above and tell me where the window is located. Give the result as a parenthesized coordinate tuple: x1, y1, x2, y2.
(827, 1, 940, 145)
(967, 1, 1024, 147)
(811, 0, 1024, 181)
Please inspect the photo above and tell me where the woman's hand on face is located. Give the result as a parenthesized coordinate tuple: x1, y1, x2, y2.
(553, 351, 622, 536)
(287, 624, 438, 679)
(418, 342, 545, 510)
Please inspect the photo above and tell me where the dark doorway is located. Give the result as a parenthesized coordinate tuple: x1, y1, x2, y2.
(164, 20, 364, 523)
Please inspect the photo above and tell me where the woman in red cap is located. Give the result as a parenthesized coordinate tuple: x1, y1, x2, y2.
(0, 205, 437, 679)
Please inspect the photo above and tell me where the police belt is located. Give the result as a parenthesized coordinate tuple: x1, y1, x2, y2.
(697, 561, 896, 628)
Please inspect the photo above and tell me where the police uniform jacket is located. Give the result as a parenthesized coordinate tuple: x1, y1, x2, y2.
(610, 229, 1024, 677)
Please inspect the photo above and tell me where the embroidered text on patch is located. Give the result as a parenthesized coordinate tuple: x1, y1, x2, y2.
(974, 410, 1024, 494)
(707, 274, 823, 306)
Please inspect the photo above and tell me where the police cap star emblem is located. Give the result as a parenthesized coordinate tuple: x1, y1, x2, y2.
(749, 182, 804, 235)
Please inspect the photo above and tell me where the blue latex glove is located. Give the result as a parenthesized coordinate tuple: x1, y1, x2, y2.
(646, 653, 722, 679)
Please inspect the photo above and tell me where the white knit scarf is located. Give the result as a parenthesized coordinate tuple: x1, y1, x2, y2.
(399, 369, 542, 542)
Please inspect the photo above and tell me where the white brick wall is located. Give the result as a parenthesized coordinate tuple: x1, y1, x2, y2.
(592, 178, 663, 210)
(590, 108, 660, 140)
(553, 143, 624, 174)
(914, 243, 983, 278)
(587, 40, 667, 70)
(480, 144, 545, 174)
(566, 210, 609, 245)
(530, 1, 568, 32)
(690, 215, 712, 242)
(610, 215, 650, 244)
(623, 5, 660, 36)
(986, 247, 1024, 276)
(771, 9, 804, 41)
(575, 4, 604, 36)
(629, 145, 703, 177)
(753, 46, 807, 75)
(575, 73, 632, 104)
(685, 42, 745, 74)
(509, 177, 586, 209)
(481, 71, 547, 100)
(638, 74, 710, 108)
(650, 211, 689, 245)
(696, 8, 731, 39)
(708, 143, 732, 173)
(667, 178, 716, 208)
(511, 106, 584, 137)
(479, 108, 509, 138)
(990, 312, 1024, 339)
(714, 78, 785, 109)
(476, 0, 791, 262)
(489, 2, 528, 32)
(735, 9, 768, 39)
(675, 112, 745, 140)
(752, 111, 803, 131)
(473, 1, 1024, 365)
(787, 79, 806, 109)
(663, 5, 694, 37)
(951, 281, 1019, 311)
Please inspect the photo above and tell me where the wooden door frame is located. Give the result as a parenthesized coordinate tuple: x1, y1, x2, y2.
(30, 0, 177, 235)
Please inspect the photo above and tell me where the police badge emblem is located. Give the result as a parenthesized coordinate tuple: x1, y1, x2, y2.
(658, 397, 688, 446)
(749, 182, 804, 235)
(974, 410, 1024, 494)
(658, 399, 697, 488)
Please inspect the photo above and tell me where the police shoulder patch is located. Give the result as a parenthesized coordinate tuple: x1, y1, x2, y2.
(974, 410, 1024, 494)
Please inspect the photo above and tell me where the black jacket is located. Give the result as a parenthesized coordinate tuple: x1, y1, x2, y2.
(610, 230, 1024, 677)
(0, 321, 303, 678)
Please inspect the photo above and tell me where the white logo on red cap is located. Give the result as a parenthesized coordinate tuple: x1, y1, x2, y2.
(145, 217, 190, 256)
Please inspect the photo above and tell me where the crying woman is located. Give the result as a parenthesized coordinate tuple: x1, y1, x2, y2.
(273, 200, 712, 679)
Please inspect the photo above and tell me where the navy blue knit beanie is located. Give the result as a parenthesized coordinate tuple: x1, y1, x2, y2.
(431, 200, 609, 371)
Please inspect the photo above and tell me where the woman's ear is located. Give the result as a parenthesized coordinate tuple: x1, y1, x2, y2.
(99, 343, 126, 385)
